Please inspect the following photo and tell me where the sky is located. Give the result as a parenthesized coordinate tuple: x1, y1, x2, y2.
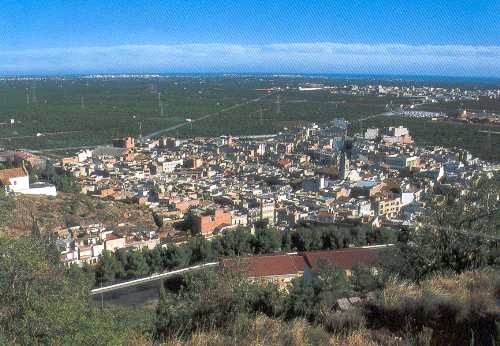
(0, 0, 499, 77)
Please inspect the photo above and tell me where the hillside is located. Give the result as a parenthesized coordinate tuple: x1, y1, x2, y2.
(0, 192, 157, 236)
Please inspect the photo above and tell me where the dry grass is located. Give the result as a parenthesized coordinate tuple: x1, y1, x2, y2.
(158, 270, 499, 345)
(1, 192, 156, 236)
(159, 314, 408, 346)
(383, 270, 499, 310)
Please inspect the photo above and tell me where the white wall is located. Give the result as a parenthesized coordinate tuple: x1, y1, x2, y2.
(8, 176, 30, 192)
(401, 192, 415, 206)
(19, 182, 57, 197)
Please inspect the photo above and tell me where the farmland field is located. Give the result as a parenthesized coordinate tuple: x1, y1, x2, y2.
(0, 75, 498, 161)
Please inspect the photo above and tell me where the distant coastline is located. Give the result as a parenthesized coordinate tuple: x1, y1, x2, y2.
(1, 72, 499, 86)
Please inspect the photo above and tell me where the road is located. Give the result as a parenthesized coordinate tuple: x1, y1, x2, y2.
(142, 93, 274, 140)
(355, 111, 396, 123)
(90, 262, 218, 295)
(236, 134, 278, 140)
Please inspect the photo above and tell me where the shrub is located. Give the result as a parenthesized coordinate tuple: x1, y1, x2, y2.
(320, 309, 366, 335)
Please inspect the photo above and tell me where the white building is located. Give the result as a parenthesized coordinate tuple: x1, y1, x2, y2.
(0, 167, 57, 197)
(365, 128, 380, 140)
(0, 167, 30, 192)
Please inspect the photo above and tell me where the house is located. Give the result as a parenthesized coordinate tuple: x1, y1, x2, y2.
(0, 167, 57, 196)
(302, 248, 379, 278)
(112, 136, 135, 149)
(0, 167, 29, 192)
(223, 247, 381, 287)
(223, 254, 306, 287)
(104, 233, 126, 252)
(375, 197, 402, 219)
(191, 207, 232, 237)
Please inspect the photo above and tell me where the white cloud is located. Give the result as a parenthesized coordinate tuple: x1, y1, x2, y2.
(0, 42, 498, 76)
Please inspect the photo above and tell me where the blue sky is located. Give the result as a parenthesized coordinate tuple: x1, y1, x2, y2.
(0, 0, 498, 76)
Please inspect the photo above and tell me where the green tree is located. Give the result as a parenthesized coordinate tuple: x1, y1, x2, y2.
(187, 236, 215, 264)
(154, 267, 248, 339)
(285, 277, 317, 319)
(126, 250, 150, 278)
(161, 244, 190, 269)
(313, 261, 351, 310)
(286, 261, 351, 321)
(351, 264, 380, 293)
(95, 250, 124, 283)
(0, 235, 137, 344)
(145, 246, 164, 274)
(281, 230, 292, 252)
(252, 228, 282, 254)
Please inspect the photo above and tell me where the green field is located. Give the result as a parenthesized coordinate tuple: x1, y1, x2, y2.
(418, 97, 500, 114)
(0, 76, 498, 161)
(360, 116, 500, 161)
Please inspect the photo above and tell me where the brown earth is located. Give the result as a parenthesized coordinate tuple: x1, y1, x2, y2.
(2, 192, 157, 236)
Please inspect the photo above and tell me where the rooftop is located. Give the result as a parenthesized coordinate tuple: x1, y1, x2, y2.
(0, 167, 27, 185)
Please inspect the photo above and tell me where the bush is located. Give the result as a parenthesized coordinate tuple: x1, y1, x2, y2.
(320, 309, 366, 335)
(363, 271, 499, 345)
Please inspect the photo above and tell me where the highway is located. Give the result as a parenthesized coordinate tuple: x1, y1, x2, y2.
(90, 262, 218, 295)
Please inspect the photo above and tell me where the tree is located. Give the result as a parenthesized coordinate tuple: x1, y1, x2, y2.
(320, 226, 338, 249)
(245, 281, 285, 317)
(0, 235, 136, 344)
(186, 236, 215, 264)
(313, 261, 351, 310)
(161, 244, 190, 269)
(252, 228, 281, 254)
(427, 173, 499, 235)
(351, 264, 380, 293)
(145, 246, 164, 274)
(125, 250, 150, 278)
(95, 250, 124, 283)
(212, 228, 253, 257)
(154, 267, 249, 339)
(285, 261, 351, 321)
(152, 212, 164, 228)
(281, 230, 292, 252)
(292, 227, 323, 251)
(285, 277, 317, 319)
(40, 165, 80, 193)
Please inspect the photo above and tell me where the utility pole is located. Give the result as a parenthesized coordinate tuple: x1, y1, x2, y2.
(276, 94, 280, 115)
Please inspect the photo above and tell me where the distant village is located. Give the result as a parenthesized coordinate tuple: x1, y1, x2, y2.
(1, 116, 497, 268)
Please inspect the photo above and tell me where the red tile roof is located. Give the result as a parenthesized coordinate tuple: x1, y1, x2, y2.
(277, 159, 291, 167)
(0, 167, 27, 186)
(223, 254, 305, 278)
(302, 248, 379, 271)
(14, 151, 35, 159)
(105, 233, 123, 241)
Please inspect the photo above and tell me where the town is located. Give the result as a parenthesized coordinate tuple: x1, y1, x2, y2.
(1, 117, 496, 268)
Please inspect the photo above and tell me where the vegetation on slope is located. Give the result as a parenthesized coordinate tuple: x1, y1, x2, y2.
(0, 192, 157, 236)
(0, 233, 153, 345)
